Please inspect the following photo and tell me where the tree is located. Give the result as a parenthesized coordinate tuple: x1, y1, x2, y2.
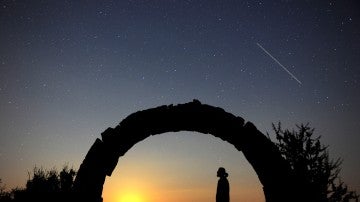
(1, 165, 77, 202)
(0, 179, 8, 201)
(0, 179, 14, 202)
(26, 167, 59, 193)
(0, 179, 4, 197)
(271, 122, 358, 202)
(25, 165, 76, 194)
(13, 165, 76, 202)
(59, 165, 76, 192)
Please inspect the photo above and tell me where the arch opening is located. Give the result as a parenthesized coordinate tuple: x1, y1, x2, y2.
(73, 100, 302, 202)
(102, 132, 265, 202)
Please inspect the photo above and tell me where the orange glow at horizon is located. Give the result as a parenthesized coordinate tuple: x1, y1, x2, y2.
(103, 177, 154, 202)
(119, 192, 143, 202)
(102, 133, 265, 202)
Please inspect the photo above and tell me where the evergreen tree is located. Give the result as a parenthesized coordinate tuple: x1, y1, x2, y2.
(271, 122, 358, 202)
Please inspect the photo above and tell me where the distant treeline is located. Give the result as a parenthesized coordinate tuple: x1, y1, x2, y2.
(0, 165, 76, 202)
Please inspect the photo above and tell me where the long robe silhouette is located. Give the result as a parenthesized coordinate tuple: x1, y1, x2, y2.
(216, 167, 229, 202)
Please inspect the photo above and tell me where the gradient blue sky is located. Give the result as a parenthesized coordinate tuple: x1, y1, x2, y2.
(0, 1, 359, 201)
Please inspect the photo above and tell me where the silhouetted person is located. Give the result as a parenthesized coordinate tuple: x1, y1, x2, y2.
(216, 167, 229, 202)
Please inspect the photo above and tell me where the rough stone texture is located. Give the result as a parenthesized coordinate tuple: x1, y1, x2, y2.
(73, 100, 306, 202)
(72, 138, 106, 202)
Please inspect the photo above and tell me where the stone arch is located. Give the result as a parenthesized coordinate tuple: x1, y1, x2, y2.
(73, 100, 302, 202)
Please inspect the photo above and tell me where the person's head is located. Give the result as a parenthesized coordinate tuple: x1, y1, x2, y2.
(217, 167, 228, 178)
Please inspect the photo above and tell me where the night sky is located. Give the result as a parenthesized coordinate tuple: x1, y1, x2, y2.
(1, 1, 359, 202)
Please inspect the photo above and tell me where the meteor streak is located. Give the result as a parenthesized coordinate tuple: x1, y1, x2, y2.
(256, 43, 302, 85)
